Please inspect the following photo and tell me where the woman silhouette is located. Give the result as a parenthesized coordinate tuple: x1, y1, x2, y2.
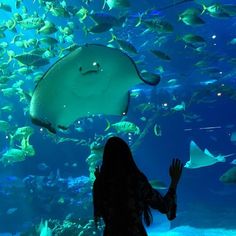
(93, 136, 183, 236)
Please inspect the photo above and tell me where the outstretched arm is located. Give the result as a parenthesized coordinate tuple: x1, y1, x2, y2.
(144, 158, 183, 220)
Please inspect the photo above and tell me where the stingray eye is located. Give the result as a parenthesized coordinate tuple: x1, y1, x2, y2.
(93, 62, 100, 68)
(79, 66, 82, 72)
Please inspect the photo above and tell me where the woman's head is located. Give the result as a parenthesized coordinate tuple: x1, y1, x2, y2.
(100, 136, 139, 177)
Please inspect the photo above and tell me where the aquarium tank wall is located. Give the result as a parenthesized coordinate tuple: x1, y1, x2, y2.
(0, 0, 236, 235)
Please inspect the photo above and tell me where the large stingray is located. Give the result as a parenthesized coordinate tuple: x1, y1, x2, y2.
(184, 140, 234, 169)
(29, 44, 159, 133)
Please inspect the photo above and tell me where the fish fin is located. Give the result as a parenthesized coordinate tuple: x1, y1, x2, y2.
(102, 0, 107, 10)
(7, 51, 14, 63)
(104, 119, 110, 132)
(108, 33, 116, 43)
(135, 12, 143, 27)
(201, 4, 207, 15)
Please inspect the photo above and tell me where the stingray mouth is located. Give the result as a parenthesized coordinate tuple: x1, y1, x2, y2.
(81, 69, 100, 75)
(79, 62, 101, 75)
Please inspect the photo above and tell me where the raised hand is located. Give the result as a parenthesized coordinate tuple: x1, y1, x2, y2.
(169, 158, 183, 189)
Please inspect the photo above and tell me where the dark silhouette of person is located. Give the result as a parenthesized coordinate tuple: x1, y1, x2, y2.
(93, 136, 183, 236)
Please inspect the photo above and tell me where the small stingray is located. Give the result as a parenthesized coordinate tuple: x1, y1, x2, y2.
(184, 140, 235, 169)
(30, 44, 158, 133)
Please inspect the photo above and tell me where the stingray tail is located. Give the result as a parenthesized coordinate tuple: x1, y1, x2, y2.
(224, 153, 236, 158)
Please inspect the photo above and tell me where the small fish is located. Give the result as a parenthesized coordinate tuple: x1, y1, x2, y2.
(6, 208, 18, 215)
(143, 19, 173, 34)
(180, 33, 206, 45)
(0, 31, 6, 39)
(37, 21, 58, 34)
(49, 5, 70, 17)
(110, 34, 137, 54)
(39, 37, 58, 47)
(135, 102, 156, 113)
(167, 79, 178, 85)
(37, 163, 49, 171)
(16, 0, 22, 9)
(14, 53, 50, 67)
(0, 120, 10, 133)
(229, 38, 236, 45)
(231, 159, 236, 165)
(151, 50, 171, 61)
(72, 163, 78, 167)
(75, 6, 88, 22)
(89, 12, 126, 27)
(0, 75, 9, 84)
(195, 60, 208, 67)
(140, 116, 147, 122)
(179, 8, 205, 26)
(0, 3, 12, 12)
(231, 132, 236, 143)
(117, 39, 137, 54)
(140, 70, 161, 85)
(87, 23, 113, 34)
(103, 0, 130, 10)
(19, 16, 44, 30)
(171, 102, 185, 111)
(58, 197, 65, 204)
(5, 19, 17, 32)
(105, 120, 140, 135)
(0, 148, 26, 166)
(1, 105, 13, 112)
(202, 4, 231, 18)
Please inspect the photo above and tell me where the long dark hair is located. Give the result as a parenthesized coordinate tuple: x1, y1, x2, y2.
(93, 136, 153, 226)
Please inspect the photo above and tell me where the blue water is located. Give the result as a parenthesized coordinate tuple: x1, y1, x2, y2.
(0, 0, 236, 234)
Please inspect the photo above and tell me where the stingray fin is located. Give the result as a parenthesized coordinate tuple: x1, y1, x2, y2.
(224, 153, 236, 158)
(204, 148, 214, 157)
(31, 116, 56, 134)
